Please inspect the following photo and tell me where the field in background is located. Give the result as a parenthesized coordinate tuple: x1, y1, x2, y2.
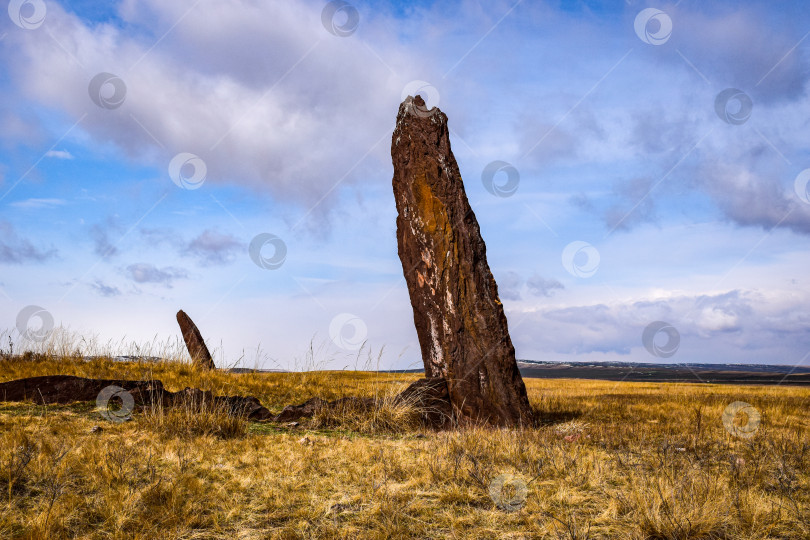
(1, 347, 809, 539)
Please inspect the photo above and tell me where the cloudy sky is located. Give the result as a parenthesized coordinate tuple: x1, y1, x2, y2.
(2, 0, 809, 370)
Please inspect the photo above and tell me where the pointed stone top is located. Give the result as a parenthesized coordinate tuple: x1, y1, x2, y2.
(398, 94, 444, 124)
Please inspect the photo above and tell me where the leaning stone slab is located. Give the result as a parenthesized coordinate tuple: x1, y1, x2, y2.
(176, 309, 216, 370)
(391, 95, 534, 427)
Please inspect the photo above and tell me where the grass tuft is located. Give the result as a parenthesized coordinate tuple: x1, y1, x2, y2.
(140, 391, 250, 440)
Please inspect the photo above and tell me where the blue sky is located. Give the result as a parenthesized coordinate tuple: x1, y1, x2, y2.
(1, 0, 810, 370)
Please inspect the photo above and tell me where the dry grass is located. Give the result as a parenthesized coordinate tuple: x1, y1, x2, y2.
(140, 392, 250, 441)
(308, 392, 424, 435)
(1, 338, 808, 538)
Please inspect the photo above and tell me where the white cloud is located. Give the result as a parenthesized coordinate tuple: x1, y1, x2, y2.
(7, 0, 418, 214)
(45, 149, 73, 159)
(0, 221, 57, 262)
(125, 263, 188, 287)
(9, 198, 67, 209)
(183, 229, 242, 266)
(696, 306, 739, 334)
(509, 287, 810, 364)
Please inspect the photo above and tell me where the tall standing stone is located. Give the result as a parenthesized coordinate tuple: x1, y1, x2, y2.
(176, 310, 216, 370)
(391, 96, 534, 427)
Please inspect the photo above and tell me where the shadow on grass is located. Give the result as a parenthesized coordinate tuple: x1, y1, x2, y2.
(0, 401, 96, 417)
(248, 421, 422, 441)
(534, 408, 584, 426)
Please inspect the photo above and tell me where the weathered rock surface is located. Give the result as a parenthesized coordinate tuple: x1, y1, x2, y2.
(0, 375, 450, 428)
(0, 375, 161, 404)
(391, 95, 535, 427)
(176, 310, 216, 370)
(273, 396, 375, 423)
(0, 375, 272, 420)
(271, 386, 454, 429)
(395, 377, 454, 428)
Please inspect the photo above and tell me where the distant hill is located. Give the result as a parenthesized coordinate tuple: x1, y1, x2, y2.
(94, 356, 810, 384)
(516, 360, 810, 385)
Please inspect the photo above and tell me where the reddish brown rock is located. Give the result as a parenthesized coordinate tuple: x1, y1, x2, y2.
(272, 396, 375, 423)
(391, 95, 534, 427)
(0, 375, 162, 405)
(395, 377, 454, 428)
(0, 375, 272, 420)
(176, 309, 216, 370)
(273, 397, 328, 422)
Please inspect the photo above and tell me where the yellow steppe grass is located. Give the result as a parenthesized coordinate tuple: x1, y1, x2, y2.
(1, 350, 808, 538)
